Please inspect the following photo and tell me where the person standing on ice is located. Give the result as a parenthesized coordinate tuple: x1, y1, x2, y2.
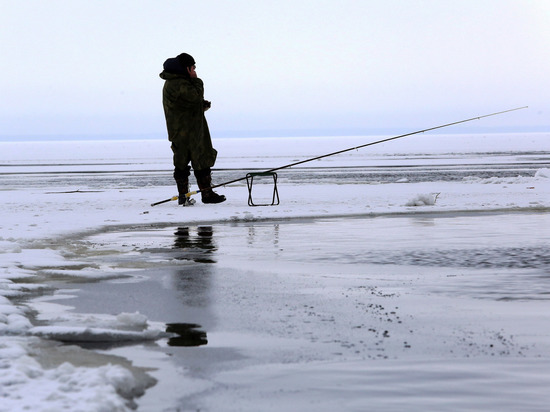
(160, 53, 226, 205)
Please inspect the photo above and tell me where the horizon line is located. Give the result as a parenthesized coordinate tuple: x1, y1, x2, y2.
(0, 125, 548, 142)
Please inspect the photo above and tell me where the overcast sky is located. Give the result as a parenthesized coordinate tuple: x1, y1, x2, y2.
(1, 0, 549, 138)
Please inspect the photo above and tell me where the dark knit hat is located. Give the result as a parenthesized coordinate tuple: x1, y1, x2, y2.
(177, 53, 195, 69)
(162, 53, 196, 76)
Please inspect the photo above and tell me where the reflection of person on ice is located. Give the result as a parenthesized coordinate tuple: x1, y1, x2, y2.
(160, 53, 226, 206)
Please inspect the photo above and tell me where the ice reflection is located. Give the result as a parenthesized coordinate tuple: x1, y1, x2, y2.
(172, 263, 213, 309)
(165, 323, 208, 347)
(246, 224, 280, 248)
(173, 226, 216, 263)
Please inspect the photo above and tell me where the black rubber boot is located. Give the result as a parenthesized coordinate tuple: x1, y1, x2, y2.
(194, 168, 226, 204)
(174, 166, 195, 206)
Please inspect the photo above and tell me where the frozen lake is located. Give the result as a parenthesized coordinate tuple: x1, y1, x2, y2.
(1, 133, 549, 411)
(33, 211, 550, 411)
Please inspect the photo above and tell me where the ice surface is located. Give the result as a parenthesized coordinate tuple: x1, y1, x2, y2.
(0, 133, 549, 411)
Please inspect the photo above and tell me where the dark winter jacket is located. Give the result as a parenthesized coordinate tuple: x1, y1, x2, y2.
(159, 70, 217, 171)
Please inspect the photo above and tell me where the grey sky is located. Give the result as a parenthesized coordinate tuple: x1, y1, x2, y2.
(1, 0, 549, 138)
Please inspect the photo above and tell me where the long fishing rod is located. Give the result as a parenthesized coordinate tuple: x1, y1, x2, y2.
(151, 106, 527, 206)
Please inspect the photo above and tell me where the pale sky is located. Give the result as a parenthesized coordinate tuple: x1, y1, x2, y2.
(1, 0, 549, 138)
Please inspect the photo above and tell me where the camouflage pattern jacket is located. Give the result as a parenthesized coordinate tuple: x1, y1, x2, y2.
(159, 71, 217, 171)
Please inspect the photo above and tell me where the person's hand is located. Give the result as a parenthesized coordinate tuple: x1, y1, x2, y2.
(187, 65, 197, 78)
(203, 100, 211, 111)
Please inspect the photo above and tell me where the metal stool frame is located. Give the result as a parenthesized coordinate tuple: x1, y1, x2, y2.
(246, 172, 280, 206)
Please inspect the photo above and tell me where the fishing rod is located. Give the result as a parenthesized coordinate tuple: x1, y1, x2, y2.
(151, 106, 527, 206)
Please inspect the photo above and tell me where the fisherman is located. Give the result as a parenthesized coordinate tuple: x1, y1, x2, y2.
(159, 53, 226, 205)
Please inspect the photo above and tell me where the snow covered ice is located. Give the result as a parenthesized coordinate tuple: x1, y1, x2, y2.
(1, 133, 550, 411)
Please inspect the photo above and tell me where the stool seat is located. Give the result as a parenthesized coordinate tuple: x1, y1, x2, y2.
(246, 172, 280, 206)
